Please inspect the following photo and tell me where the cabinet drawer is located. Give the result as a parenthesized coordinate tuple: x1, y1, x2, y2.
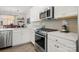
(48, 40, 58, 52)
(57, 42, 76, 52)
(48, 35, 76, 49)
(48, 38, 76, 52)
(48, 40, 67, 52)
(48, 44, 57, 52)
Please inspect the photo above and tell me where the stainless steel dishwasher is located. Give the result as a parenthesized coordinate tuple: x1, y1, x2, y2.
(0, 30, 12, 48)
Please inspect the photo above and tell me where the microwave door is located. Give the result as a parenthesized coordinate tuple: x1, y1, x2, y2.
(47, 9, 50, 17)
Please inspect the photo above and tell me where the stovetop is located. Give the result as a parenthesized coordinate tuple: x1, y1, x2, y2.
(35, 28, 58, 35)
(37, 28, 58, 32)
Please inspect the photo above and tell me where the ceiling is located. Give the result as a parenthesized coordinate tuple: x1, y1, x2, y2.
(0, 6, 32, 15)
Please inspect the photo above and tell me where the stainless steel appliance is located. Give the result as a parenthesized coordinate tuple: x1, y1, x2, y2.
(61, 25, 69, 33)
(76, 39, 78, 52)
(35, 30, 47, 52)
(0, 30, 12, 48)
(35, 28, 58, 52)
(39, 7, 54, 19)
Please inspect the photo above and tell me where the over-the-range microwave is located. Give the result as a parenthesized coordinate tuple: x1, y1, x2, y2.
(39, 7, 54, 19)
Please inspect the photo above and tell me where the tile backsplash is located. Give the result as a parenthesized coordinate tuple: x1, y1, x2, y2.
(30, 19, 77, 33)
(40, 19, 78, 33)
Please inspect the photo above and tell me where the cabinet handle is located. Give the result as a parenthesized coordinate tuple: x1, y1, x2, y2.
(55, 45, 59, 48)
(56, 40, 58, 41)
(57, 45, 59, 48)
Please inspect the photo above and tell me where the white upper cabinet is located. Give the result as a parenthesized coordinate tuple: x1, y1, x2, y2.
(54, 6, 77, 19)
(30, 6, 49, 22)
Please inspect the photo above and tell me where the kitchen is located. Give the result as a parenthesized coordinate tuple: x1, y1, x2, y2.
(0, 6, 78, 52)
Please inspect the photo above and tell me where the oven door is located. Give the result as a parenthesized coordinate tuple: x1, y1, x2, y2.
(35, 33, 45, 50)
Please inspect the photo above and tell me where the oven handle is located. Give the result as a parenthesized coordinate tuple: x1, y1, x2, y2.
(35, 34, 45, 38)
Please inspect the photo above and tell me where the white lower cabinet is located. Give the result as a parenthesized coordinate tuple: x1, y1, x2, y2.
(48, 38, 67, 52)
(22, 28, 35, 44)
(12, 28, 35, 46)
(48, 32, 77, 52)
(12, 29, 22, 46)
(29, 29, 35, 44)
(22, 28, 31, 43)
(48, 41, 58, 52)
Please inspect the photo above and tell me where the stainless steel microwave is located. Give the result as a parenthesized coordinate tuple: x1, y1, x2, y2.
(39, 7, 54, 19)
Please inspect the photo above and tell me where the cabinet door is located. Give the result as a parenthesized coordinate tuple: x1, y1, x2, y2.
(13, 29, 22, 46)
(54, 6, 77, 18)
(22, 28, 35, 44)
(64, 7, 77, 16)
(22, 28, 31, 43)
(48, 38, 57, 52)
(29, 29, 35, 44)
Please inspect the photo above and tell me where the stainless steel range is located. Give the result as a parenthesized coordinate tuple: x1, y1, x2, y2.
(35, 28, 58, 52)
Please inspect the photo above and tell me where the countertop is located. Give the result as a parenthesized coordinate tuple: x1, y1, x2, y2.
(0, 28, 14, 31)
(0, 28, 27, 31)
